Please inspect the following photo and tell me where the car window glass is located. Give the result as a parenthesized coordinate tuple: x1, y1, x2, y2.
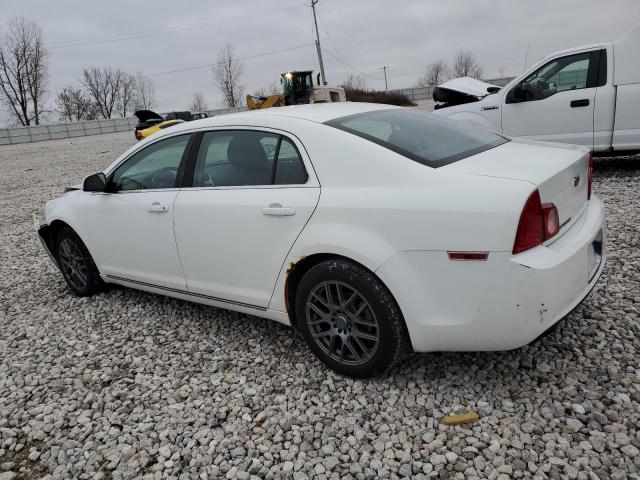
(260, 136, 278, 160)
(519, 52, 591, 101)
(338, 119, 392, 142)
(549, 58, 589, 92)
(110, 134, 190, 191)
(193, 130, 277, 187)
(326, 109, 507, 168)
(274, 138, 308, 185)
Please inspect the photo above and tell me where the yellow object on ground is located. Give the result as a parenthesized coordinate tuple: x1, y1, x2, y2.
(442, 412, 479, 426)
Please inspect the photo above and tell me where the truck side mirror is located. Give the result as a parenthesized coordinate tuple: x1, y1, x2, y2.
(506, 84, 525, 104)
(83, 173, 107, 192)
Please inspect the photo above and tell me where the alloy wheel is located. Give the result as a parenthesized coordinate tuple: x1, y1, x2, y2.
(305, 280, 380, 366)
(58, 238, 88, 291)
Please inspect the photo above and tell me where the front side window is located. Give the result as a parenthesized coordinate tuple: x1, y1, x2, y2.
(516, 52, 592, 102)
(326, 109, 508, 168)
(110, 134, 190, 191)
(192, 130, 307, 187)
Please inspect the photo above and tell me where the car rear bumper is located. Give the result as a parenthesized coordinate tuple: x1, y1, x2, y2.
(376, 196, 606, 352)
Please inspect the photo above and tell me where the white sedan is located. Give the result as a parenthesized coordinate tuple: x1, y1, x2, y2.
(38, 103, 605, 378)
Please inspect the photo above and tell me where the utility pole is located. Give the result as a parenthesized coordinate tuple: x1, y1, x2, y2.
(381, 66, 388, 91)
(311, 0, 327, 85)
(523, 44, 530, 72)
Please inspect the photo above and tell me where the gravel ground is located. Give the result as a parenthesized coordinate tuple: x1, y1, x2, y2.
(0, 132, 639, 480)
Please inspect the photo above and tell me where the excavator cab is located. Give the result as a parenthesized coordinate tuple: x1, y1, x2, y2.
(247, 70, 345, 110)
(281, 71, 314, 105)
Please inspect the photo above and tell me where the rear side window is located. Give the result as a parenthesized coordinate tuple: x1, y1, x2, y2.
(325, 109, 508, 167)
(275, 138, 308, 184)
(192, 130, 307, 187)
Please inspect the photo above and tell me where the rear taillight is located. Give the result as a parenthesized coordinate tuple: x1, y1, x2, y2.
(587, 151, 593, 200)
(513, 190, 560, 254)
(513, 190, 544, 254)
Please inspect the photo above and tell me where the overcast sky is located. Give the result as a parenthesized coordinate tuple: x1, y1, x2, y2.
(1, 0, 639, 120)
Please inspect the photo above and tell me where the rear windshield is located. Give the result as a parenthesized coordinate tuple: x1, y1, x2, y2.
(325, 109, 508, 168)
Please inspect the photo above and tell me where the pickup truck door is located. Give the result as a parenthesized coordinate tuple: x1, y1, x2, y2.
(501, 50, 603, 147)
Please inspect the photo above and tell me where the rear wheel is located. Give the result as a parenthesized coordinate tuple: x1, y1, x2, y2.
(295, 259, 409, 378)
(55, 227, 104, 296)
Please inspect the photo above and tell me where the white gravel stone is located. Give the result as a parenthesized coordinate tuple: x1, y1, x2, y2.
(0, 133, 639, 479)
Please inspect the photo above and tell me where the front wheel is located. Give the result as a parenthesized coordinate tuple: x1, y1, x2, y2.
(295, 259, 409, 378)
(55, 226, 104, 297)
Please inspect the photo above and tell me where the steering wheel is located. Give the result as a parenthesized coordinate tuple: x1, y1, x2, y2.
(149, 166, 178, 189)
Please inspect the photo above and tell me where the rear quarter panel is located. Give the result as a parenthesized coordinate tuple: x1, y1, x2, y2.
(267, 123, 533, 313)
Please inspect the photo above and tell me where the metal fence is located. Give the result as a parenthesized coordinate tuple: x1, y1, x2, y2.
(0, 106, 248, 146)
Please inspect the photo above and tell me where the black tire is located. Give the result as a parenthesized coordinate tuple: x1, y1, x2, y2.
(55, 226, 104, 297)
(295, 259, 409, 378)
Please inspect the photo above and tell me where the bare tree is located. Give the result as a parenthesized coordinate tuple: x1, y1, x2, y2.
(213, 43, 244, 107)
(116, 71, 137, 117)
(415, 60, 450, 87)
(55, 86, 97, 122)
(452, 50, 483, 79)
(189, 92, 209, 112)
(253, 82, 280, 97)
(134, 73, 155, 110)
(0, 17, 48, 126)
(82, 67, 122, 119)
(342, 74, 366, 90)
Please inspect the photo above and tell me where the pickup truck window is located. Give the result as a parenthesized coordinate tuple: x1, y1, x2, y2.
(508, 50, 606, 103)
(521, 52, 591, 101)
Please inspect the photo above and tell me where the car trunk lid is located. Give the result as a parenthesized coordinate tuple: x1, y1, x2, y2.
(446, 140, 590, 229)
(135, 109, 163, 122)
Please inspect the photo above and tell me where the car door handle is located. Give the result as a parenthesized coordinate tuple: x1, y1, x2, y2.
(148, 202, 169, 212)
(262, 203, 296, 216)
(570, 99, 589, 108)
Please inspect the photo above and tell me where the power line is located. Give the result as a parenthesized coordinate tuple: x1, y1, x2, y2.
(322, 48, 384, 81)
(49, 5, 306, 49)
(321, 0, 369, 58)
(145, 44, 315, 78)
(316, 9, 384, 83)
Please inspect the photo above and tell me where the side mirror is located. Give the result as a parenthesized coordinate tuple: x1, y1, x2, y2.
(506, 84, 524, 104)
(83, 172, 107, 192)
(547, 81, 557, 95)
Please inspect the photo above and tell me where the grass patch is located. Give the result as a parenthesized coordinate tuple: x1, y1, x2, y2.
(344, 87, 416, 107)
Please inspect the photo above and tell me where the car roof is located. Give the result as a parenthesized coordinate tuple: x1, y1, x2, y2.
(168, 102, 401, 133)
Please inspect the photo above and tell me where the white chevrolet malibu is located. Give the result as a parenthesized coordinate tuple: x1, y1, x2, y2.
(38, 103, 605, 378)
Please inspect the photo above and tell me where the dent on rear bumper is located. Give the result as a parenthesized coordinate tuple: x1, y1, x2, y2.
(376, 196, 606, 352)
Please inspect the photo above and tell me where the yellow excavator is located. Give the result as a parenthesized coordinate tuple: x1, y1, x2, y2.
(247, 70, 346, 110)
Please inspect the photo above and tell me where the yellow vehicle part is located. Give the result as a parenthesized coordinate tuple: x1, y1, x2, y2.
(246, 94, 285, 110)
(137, 120, 181, 140)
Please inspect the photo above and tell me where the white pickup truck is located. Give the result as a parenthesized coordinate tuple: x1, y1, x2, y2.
(433, 23, 640, 154)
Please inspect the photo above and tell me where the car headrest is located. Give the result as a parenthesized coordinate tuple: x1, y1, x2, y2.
(227, 135, 267, 170)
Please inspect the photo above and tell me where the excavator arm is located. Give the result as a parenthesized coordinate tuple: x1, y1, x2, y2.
(246, 94, 286, 110)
